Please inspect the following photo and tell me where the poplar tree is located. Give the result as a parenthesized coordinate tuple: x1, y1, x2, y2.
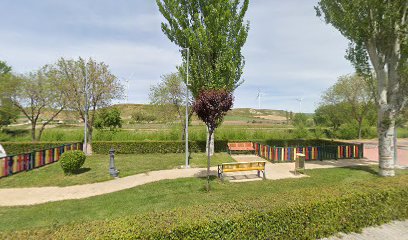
(157, 0, 250, 154)
(316, 0, 408, 176)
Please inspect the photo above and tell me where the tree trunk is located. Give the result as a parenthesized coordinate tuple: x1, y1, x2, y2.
(37, 126, 45, 142)
(206, 128, 212, 192)
(86, 125, 93, 155)
(357, 119, 363, 139)
(206, 127, 214, 156)
(377, 106, 395, 177)
(31, 121, 36, 142)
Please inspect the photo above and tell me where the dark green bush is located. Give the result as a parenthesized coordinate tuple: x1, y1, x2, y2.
(59, 150, 86, 175)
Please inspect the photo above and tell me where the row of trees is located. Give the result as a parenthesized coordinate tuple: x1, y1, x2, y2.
(0, 58, 123, 152)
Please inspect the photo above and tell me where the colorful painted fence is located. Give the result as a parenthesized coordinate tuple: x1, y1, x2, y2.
(0, 143, 82, 178)
(254, 142, 363, 162)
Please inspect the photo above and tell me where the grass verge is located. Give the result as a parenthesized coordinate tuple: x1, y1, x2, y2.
(0, 153, 234, 188)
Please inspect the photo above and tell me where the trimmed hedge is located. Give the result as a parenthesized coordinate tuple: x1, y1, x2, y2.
(92, 140, 231, 154)
(10, 182, 408, 239)
(0, 142, 81, 155)
(1, 139, 359, 155)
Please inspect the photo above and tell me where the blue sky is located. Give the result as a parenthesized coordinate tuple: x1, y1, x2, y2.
(0, 0, 354, 113)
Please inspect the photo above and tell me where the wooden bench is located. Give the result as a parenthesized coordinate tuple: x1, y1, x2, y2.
(227, 142, 255, 154)
(217, 161, 266, 181)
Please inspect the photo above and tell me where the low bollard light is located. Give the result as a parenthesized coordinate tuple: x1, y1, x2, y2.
(109, 147, 119, 177)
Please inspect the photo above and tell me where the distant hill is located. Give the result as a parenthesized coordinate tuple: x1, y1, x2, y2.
(13, 104, 295, 125)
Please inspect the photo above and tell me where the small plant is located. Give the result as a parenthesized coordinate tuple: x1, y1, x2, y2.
(60, 150, 86, 175)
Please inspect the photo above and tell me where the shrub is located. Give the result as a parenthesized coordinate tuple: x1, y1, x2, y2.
(59, 150, 86, 175)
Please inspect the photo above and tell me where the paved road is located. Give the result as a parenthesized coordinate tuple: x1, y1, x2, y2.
(322, 220, 408, 240)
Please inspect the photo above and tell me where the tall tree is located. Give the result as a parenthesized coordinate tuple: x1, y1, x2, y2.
(8, 66, 65, 141)
(0, 61, 18, 128)
(316, 0, 408, 176)
(149, 72, 193, 139)
(53, 57, 123, 153)
(321, 74, 375, 139)
(157, 0, 250, 153)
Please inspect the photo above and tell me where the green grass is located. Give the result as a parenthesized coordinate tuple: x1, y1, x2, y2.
(0, 166, 407, 233)
(0, 153, 234, 188)
(397, 127, 408, 138)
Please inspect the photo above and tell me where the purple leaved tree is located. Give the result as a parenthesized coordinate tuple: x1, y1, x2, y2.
(192, 89, 234, 191)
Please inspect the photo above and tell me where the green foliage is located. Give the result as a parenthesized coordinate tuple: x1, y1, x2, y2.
(94, 107, 122, 130)
(92, 140, 230, 154)
(315, 74, 376, 139)
(9, 66, 67, 141)
(131, 111, 157, 123)
(0, 60, 12, 75)
(157, 0, 250, 98)
(59, 150, 86, 175)
(0, 62, 19, 128)
(52, 57, 124, 145)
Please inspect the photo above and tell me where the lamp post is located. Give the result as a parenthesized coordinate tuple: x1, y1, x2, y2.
(182, 47, 190, 168)
(83, 62, 89, 155)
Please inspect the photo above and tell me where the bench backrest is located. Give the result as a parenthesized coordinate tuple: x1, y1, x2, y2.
(228, 142, 253, 148)
(222, 161, 265, 170)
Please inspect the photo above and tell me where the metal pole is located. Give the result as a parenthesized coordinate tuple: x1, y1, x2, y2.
(83, 62, 88, 155)
(185, 48, 190, 168)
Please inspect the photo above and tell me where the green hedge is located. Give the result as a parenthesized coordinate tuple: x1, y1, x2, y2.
(92, 140, 230, 154)
(14, 184, 407, 239)
(1, 139, 358, 155)
(0, 142, 81, 155)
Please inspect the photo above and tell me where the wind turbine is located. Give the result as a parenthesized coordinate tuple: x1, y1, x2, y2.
(256, 89, 262, 109)
(121, 73, 134, 104)
(296, 98, 303, 113)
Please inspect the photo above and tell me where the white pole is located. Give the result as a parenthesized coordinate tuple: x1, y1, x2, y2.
(184, 48, 190, 168)
(296, 98, 302, 113)
(83, 61, 88, 154)
(258, 93, 261, 110)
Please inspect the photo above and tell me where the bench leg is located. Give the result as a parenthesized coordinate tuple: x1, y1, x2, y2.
(263, 170, 266, 180)
(257, 170, 260, 178)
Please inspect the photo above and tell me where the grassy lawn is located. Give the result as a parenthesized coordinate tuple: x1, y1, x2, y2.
(0, 166, 406, 234)
(0, 153, 234, 188)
